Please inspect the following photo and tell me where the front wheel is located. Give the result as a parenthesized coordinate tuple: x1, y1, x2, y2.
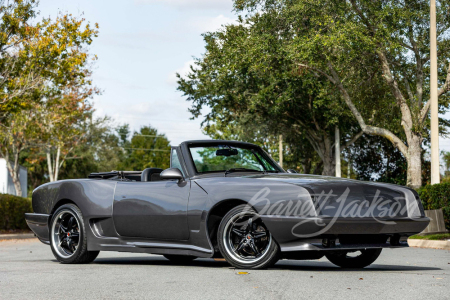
(50, 204, 99, 264)
(217, 204, 280, 269)
(325, 249, 382, 268)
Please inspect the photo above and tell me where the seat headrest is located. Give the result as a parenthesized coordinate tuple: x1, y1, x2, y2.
(141, 168, 164, 182)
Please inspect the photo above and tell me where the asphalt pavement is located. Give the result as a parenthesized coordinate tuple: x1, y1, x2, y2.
(0, 239, 449, 300)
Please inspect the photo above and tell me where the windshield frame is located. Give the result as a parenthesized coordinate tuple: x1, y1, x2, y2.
(185, 142, 285, 176)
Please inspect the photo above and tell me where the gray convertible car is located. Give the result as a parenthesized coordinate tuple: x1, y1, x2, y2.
(25, 140, 429, 269)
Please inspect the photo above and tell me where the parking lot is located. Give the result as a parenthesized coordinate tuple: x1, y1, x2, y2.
(0, 239, 448, 300)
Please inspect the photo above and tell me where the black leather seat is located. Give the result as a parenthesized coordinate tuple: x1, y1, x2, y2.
(141, 168, 164, 182)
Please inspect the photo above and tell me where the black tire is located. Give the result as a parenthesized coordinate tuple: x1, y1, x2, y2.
(217, 204, 280, 269)
(325, 249, 382, 268)
(163, 255, 197, 263)
(50, 204, 100, 264)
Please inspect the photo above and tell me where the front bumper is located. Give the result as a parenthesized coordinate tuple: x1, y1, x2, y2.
(261, 216, 430, 251)
(24, 213, 50, 245)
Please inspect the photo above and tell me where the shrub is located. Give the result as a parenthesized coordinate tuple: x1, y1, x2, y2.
(409, 233, 450, 240)
(418, 183, 450, 230)
(0, 194, 32, 231)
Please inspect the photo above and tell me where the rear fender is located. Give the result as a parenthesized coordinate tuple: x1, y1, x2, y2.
(31, 179, 117, 247)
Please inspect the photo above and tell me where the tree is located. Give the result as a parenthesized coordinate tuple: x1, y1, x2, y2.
(233, 0, 450, 188)
(442, 150, 450, 178)
(19, 118, 131, 194)
(0, 2, 99, 193)
(0, 94, 94, 193)
(119, 125, 171, 171)
(0, 103, 41, 195)
(41, 99, 93, 182)
(41, 83, 98, 182)
(30, 13, 99, 182)
(19, 148, 46, 197)
(177, 12, 363, 175)
(203, 117, 323, 173)
(0, 0, 42, 112)
(16, 121, 173, 193)
(54, 117, 125, 179)
(350, 135, 408, 185)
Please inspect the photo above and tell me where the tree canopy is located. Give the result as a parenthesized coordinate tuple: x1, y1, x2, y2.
(177, 9, 363, 175)
(234, 0, 450, 187)
(118, 125, 171, 171)
(178, 0, 450, 187)
(0, 0, 99, 194)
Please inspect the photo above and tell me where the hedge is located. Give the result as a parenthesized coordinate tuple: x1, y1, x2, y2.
(418, 183, 450, 230)
(0, 194, 32, 231)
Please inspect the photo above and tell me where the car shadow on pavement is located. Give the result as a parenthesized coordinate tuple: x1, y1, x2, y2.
(92, 257, 231, 268)
(91, 256, 441, 272)
(272, 261, 442, 272)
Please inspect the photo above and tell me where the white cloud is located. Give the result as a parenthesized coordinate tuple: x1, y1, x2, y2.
(135, 0, 233, 10)
(167, 59, 196, 86)
(192, 14, 237, 33)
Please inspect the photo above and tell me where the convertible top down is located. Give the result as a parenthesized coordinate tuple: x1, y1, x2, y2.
(25, 140, 429, 269)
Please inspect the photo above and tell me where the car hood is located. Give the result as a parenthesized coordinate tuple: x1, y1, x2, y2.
(244, 173, 408, 191)
(243, 173, 422, 218)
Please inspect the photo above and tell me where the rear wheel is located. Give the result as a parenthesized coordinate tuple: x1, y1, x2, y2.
(163, 255, 197, 263)
(217, 204, 280, 269)
(325, 249, 382, 268)
(50, 204, 99, 264)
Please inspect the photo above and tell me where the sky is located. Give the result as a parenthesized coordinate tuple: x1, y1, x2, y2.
(38, 0, 450, 157)
(38, 0, 237, 145)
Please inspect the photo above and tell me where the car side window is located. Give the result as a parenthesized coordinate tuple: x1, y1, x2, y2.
(171, 148, 185, 176)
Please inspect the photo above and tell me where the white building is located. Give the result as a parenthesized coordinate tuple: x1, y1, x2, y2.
(0, 158, 27, 198)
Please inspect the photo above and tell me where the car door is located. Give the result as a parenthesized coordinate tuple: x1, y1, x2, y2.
(112, 179, 191, 240)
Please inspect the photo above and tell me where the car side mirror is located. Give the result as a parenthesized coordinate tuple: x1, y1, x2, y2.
(160, 168, 184, 182)
(287, 169, 298, 174)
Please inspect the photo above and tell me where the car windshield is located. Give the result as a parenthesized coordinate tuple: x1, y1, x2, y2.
(189, 144, 280, 174)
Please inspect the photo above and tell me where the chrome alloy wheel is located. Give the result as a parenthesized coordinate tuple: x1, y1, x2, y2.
(51, 210, 81, 258)
(222, 212, 272, 265)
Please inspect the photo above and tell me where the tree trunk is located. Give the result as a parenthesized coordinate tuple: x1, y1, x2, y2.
(406, 134, 423, 189)
(320, 135, 335, 176)
(335, 126, 341, 177)
(11, 171, 22, 197)
(299, 62, 426, 188)
(4, 149, 22, 197)
(301, 158, 312, 174)
(294, 125, 360, 177)
(46, 148, 54, 182)
(313, 160, 323, 174)
(322, 155, 335, 176)
(54, 146, 61, 181)
(347, 156, 352, 179)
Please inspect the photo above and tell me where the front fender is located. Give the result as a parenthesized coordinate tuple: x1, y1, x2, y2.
(194, 177, 314, 243)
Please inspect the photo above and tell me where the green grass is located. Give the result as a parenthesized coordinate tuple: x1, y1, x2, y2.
(409, 233, 450, 240)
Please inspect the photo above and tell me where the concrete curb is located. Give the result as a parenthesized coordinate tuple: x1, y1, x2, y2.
(408, 239, 450, 250)
(0, 233, 36, 240)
